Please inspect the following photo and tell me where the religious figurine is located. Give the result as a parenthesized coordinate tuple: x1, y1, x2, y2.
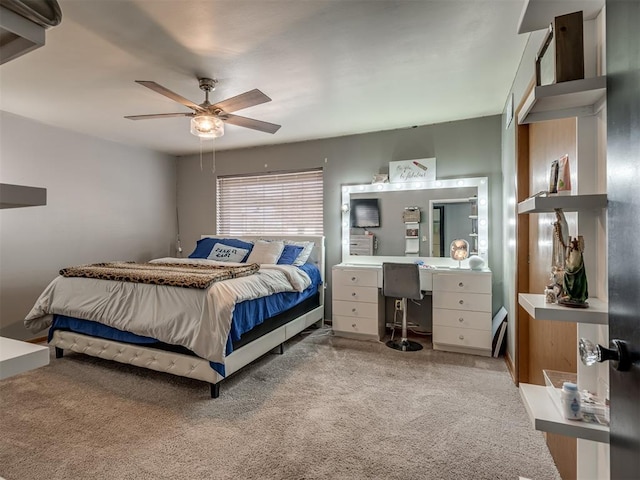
(558, 235, 589, 308)
(548, 209, 569, 301)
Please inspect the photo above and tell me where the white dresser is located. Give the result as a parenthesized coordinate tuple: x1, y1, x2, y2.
(331, 265, 384, 340)
(432, 271, 492, 356)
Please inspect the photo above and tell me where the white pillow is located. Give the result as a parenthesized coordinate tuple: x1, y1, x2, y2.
(284, 240, 314, 266)
(246, 240, 285, 265)
(207, 243, 249, 263)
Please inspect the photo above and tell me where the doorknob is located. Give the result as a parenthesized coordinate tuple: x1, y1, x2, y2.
(579, 338, 639, 372)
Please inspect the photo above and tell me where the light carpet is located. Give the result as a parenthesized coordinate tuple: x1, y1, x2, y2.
(0, 328, 560, 480)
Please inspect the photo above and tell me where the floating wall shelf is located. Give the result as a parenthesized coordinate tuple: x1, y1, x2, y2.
(519, 293, 608, 325)
(517, 0, 605, 34)
(520, 383, 609, 443)
(518, 193, 607, 214)
(0, 183, 47, 209)
(518, 76, 607, 125)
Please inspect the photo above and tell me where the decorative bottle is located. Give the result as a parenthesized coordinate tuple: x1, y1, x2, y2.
(560, 382, 582, 420)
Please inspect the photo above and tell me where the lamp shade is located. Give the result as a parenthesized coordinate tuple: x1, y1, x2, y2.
(190, 114, 224, 138)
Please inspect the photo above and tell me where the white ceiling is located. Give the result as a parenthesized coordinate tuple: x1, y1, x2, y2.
(0, 0, 529, 156)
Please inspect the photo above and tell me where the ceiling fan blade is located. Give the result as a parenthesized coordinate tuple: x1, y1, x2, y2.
(135, 81, 204, 111)
(212, 89, 271, 113)
(125, 113, 193, 120)
(221, 113, 281, 134)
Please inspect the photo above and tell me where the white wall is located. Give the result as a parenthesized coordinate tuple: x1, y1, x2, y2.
(0, 111, 177, 339)
(177, 115, 504, 319)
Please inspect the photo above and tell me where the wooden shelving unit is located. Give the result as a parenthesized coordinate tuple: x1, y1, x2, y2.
(518, 193, 607, 214)
(519, 383, 609, 444)
(518, 293, 608, 325)
(518, 76, 606, 125)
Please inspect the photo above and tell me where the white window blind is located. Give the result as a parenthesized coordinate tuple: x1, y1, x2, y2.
(217, 169, 323, 236)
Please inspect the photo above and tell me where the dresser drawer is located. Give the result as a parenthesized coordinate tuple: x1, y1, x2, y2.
(333, 300, 379, 319)
(432, 292, 491, 312)
(433, 308, 491, 331)
(333, 268, 378, 288)
(433, 326, 491, 350)
(332, 315, 378, 336)
(333, 285, 378, 303)
(433, 273, 491, 294)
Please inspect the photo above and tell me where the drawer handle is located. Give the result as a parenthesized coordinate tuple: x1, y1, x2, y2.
(458, 317, 464, 323)
(352, 292, 357, 297)
(458, 282, 464, 287)
(459, 334, 465, 340)
(352, 308, 357, 313)
(351, 277, 357, 282)
(459, 299, 464, 305)
(352, 323, 357, 328)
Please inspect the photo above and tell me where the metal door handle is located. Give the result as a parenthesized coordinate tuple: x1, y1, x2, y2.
(579, 338, 639, 372)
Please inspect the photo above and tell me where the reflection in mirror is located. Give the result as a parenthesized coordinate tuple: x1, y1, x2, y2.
(429, 198, 477, 257)
(341, 177, 488, 264)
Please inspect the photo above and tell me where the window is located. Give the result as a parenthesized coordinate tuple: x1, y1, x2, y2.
(216, 169, 323, 236)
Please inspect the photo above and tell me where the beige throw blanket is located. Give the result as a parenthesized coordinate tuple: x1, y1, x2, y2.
(59, 262, 259, 289)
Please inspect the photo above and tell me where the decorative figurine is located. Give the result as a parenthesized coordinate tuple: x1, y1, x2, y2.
(558, 235, 589, 308)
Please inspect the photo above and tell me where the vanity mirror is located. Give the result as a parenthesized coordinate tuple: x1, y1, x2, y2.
(341, 177, 488, 264)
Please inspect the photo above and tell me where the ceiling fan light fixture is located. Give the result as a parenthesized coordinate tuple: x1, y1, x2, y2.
(190, 114, 224, 138)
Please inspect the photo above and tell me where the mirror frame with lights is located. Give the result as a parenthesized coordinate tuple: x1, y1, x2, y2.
(341, 177, 489, 265)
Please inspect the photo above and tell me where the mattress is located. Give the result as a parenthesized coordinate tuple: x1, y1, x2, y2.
(47, 263, 322, 377)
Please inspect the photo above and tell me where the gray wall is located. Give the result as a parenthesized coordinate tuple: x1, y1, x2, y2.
(0, 112, 177, 339)
(177, 115, 504, 318)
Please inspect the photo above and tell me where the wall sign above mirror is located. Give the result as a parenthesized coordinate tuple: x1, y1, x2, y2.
(389, 158, 436, 183)
(341, 177, 489, 265)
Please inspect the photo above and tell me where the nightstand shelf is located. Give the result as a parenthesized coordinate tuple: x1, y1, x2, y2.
(518, 76, 606, 125)
(518, 293, 608, 325)
(519, 383, 609, 443)
(518, 193, 607, 214)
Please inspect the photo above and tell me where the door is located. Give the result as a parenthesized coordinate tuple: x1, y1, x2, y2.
(606, 1, 640, 478)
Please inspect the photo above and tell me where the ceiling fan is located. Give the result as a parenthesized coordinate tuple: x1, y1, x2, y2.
(125, 78, 281, 138)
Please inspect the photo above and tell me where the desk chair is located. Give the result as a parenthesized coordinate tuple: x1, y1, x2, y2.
(382, 263, 423, 352)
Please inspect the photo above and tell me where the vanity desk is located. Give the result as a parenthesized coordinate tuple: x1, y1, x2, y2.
(336, 175, 492, 356)
(332, 260, 493, 357)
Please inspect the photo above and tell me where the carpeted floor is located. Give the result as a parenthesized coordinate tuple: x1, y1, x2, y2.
(0, 328, 560, 480)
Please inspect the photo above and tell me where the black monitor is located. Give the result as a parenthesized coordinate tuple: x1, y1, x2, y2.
(350, 198, 380, 228)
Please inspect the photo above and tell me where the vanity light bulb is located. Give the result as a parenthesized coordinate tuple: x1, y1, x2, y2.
(358, 185, 365, 191)
(480, 199, 487, 206)
(435, 181, 442, 187)
(479, 240, 487, 247)
(377, 184, 383, 190)
(457, 180, 464, 186)
(341, 203, 349, 213)
(479, 219, 487, 226)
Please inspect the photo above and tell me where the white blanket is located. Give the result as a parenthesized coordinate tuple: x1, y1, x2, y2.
(24, 258, 311, 370)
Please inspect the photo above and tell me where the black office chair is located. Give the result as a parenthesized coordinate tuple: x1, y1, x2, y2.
(382, 262, 423, 352)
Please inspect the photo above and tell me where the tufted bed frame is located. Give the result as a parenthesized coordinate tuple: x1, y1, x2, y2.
(49, 235, 325, 398)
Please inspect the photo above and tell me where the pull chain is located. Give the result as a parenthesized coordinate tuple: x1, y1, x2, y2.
(199, 137, 216, 173)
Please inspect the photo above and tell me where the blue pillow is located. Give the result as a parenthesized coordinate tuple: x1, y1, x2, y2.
(188, 238, 254, 261)
(277, 244, 304, 265)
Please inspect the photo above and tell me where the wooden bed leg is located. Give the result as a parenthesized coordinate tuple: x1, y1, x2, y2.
(55, 347, 64, 359)
(210, 383, 220, 399)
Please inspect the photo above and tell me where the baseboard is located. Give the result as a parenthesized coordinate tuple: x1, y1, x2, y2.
(505, 349, 517, 385)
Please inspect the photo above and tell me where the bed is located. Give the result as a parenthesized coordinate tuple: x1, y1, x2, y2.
(24, 235, 325, 398)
